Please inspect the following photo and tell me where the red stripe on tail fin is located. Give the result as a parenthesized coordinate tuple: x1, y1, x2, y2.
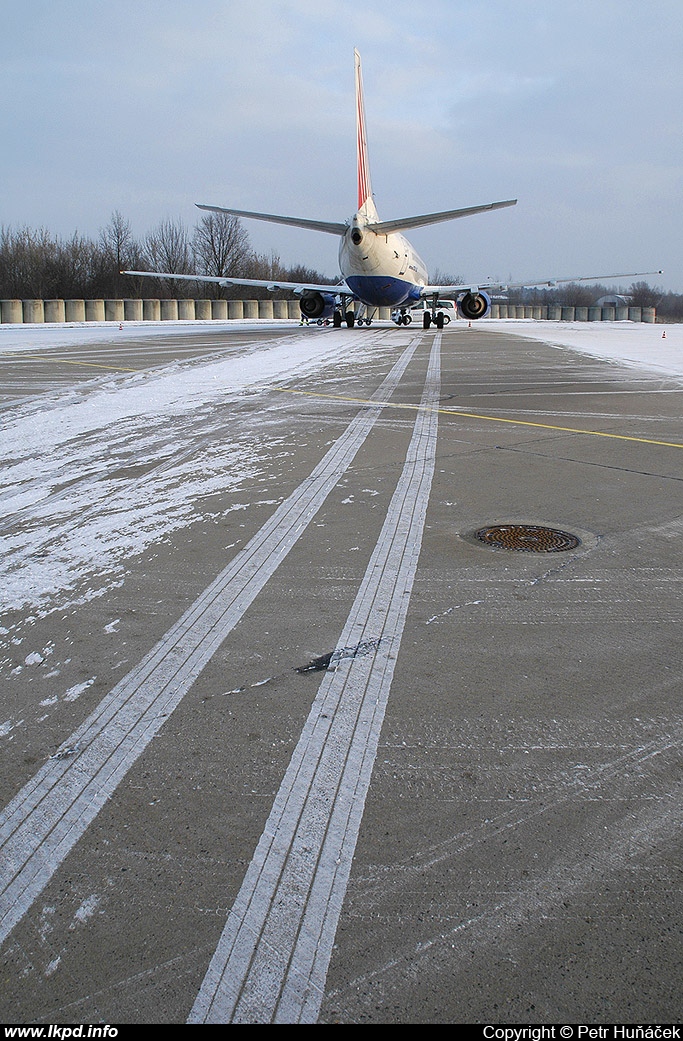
(355, 49, 372, 212)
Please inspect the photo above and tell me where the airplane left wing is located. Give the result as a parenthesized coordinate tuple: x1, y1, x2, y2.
(121, 270, 350, 296)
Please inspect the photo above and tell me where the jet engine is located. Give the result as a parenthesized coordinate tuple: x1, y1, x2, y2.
(299, 292, 337, 321)
(457, 290, 491, 320)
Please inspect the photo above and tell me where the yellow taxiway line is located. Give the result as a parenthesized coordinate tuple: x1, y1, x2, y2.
(277, 388, 683, 450)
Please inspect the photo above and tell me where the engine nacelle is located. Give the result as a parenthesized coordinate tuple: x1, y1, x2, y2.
(299, 292, 336, 320)
(457, 290, 491, 321)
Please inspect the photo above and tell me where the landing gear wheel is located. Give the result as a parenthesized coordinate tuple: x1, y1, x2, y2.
(423, 312, 432, 329)
(333, 311, 342, 328)
(436, 312, 445, 330)
(345, 311, 355, 328)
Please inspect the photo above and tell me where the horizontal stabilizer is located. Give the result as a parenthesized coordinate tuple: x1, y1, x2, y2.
(370, 198, 517, 235)
(196, 203, 347, 236)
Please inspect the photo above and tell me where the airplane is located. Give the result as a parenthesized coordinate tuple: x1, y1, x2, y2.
(123, 49, 661, 330)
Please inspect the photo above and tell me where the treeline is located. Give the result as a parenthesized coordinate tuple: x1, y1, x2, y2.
(2, 212, 680, 318)
(0, 211, 334, 301)
(507, 280, 683, 319)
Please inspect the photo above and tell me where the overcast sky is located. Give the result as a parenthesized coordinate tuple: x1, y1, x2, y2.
(3, 0, 682, 291)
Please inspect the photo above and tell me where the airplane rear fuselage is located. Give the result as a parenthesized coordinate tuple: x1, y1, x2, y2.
(339, 214, 429, 308)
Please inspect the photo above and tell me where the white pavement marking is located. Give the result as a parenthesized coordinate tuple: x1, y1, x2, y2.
(0, 336, 424, 949)
(189, 335, 442, 1025)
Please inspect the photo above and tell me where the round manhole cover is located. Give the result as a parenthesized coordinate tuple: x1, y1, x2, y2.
(473, 524, 581, 553)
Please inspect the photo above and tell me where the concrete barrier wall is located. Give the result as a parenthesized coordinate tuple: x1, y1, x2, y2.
(85, 299, 105, 322)
(66, 300, 86, 322)
(0, 298, 658, 324)
(23, 299, 44, 323)
(45, 300, 65, 323)
(124, 299, 143, 321)
(143, 299, 160, 321)
(105, 299, 124, 322)
(489, 303, 651, 323)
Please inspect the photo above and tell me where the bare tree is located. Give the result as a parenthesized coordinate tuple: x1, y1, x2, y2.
(192, 212, 252, 297)
(628, 281, 661, 308)
(142, 218, 193, 296)
(100, 211, 135, 269)
(555, 282, 597, 307)
(50, 233, 101, 299)
(0, 225, 57, 298)
(430, 268, 466, 287)
(98, 210, 141, 297)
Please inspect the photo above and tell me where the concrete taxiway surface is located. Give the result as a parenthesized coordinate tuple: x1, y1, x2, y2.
(1, 322, 681, 1024)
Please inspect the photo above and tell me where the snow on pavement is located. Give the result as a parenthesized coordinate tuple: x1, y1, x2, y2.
(1, 319, 680, 619)
(0, 323, 393, 616)
(488, 318, 683, 377)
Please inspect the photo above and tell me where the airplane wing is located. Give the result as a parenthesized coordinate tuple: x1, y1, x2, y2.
(121, 270, 352, 296)
(420, 269, 663, 297)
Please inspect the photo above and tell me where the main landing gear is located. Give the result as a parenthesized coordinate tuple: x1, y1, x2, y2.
(332, 305, 374, 327)
(332, 310, 356, 327)
(393, 309, 447, 328)
(422, 310, 447, 329)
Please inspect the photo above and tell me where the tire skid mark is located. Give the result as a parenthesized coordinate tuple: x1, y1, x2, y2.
(189, 335, 442, 1025)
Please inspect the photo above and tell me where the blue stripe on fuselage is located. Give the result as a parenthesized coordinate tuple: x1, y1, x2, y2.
(344, 275, 423, 307)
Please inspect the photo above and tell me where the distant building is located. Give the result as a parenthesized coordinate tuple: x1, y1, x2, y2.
(595, 294, 629, 307)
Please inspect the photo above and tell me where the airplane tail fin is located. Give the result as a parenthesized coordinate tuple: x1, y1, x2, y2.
(355, 49, 378, 221)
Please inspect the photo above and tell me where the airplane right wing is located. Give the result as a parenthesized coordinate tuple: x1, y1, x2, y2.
(418, 268, 663, 322)
(421, 269, 664, 297)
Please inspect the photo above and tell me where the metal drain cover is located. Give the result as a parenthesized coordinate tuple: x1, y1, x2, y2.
(473, 523, 581, 553)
